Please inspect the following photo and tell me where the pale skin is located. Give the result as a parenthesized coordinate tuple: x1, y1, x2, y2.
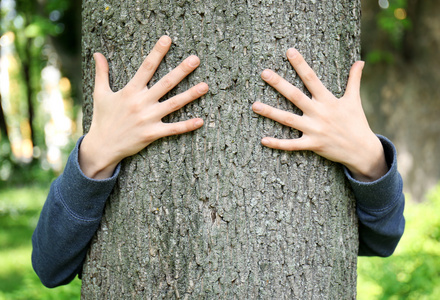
(79, 36, 208, 179)
(252, 48, 388, 182)
(80, 35, 387, 183)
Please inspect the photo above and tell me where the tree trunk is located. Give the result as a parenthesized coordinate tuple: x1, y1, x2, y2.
(0, 93, 10, 144)
(81, 0, 360, 298)
(23, 38, 35, 151)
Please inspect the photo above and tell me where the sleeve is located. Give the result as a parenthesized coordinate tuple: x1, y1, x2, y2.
(31, 136, 120, 288)
(344, 135, 405, 257)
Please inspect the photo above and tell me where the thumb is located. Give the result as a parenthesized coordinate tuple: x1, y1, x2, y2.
(344, 61, 364, 98)
(93, 53, 112, 94)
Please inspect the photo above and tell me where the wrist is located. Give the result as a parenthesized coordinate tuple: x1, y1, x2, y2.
(79, 133, 120, 179)
(345, 135, 389, 182)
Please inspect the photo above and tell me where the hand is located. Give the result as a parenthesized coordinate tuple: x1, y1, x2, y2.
(79, 36, 208, 179)
(252, 48, 388, 182)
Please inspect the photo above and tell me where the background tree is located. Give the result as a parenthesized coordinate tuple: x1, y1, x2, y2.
(361, 0, 440, 200)
(80, 0, 360, 298)
(0, 0, 78, 180)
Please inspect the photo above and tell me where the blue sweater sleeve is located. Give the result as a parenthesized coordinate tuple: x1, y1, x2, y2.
(31, 137, 120, 288)
(344, 135, 405, 257)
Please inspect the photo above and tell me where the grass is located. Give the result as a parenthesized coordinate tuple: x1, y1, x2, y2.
(0, 184, 81, 300)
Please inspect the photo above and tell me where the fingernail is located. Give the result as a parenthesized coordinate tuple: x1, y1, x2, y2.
(197, 84, 209, 93)
(194, 119, 204, 127)
(252, 102, 263, 112)
(188, 55, 200, 67)
(159, 35, 171, 46)
(261, 70, 271, 80)
(261, 137, 270, 145)
(287, 48, 298, 59)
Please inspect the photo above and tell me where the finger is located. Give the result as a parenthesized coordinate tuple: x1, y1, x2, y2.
(93, 53, 112, 95)
(260, 69, 312, 112)
(127, 35, 172, 90)
(286, 48, 331, 99)
(157, 118, 204, 138)
(147, 55, 200, 100)
(157, 82, 208, 117)
(261, 137, 310, 151)
(344, 61, 364, 98)
(252, 102, 306, 132)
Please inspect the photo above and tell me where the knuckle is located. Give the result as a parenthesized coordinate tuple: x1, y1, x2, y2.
(256, 104, 266, 115)
(303, 70, 317, 83)
(154, 45, 168, 55)
(312, 123, 326, 138)
(180, 59, 195, 73)
(167, 98, 181, 111)
(286, 88, 300, 101)
(269, 73, 281, 85)
(192, 86, 202, 97)
(290, 55, 302, 67)
(168, 125, 182, 136)
(187, 88, 201, 101)
(129, 101, 142, 115)
(160, 77, 174, 90)
(141, 58, 155, 72)
(282, 115, 296, 127)
(287, 143, 299, 151)
(125, 96, 143, 113)
(181, 63, 191, 73)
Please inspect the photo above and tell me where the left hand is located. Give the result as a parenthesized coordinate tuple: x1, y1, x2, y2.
(252, 48, 388, 182)
(80, 36, 208, 179)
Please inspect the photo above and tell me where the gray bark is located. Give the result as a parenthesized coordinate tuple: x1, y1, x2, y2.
(81, 0, 360, 298)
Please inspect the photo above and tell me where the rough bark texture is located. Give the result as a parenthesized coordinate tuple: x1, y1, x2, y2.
(81, 1, 360, 298)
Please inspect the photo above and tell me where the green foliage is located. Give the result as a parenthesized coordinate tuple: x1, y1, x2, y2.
(0, 139, 13, 181)
(24, 16, 63, 38)
(1, 0, 77, 176)
(364, 0, 412, 65)
(365, 50, 395, 65)
(0, 149, 59, 189)
(0, 185, 81, 299)
(377, 0, 412, 49)
(358, 184, 440, 299)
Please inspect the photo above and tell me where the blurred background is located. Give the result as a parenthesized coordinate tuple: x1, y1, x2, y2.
(0, 0, 439, 299)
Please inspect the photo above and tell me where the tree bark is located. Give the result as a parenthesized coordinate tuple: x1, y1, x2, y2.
(81, 0, 360, 298)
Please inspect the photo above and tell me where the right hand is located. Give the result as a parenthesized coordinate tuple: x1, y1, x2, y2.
(79, 35, 208, 179)
(252, 48, 387, 182)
